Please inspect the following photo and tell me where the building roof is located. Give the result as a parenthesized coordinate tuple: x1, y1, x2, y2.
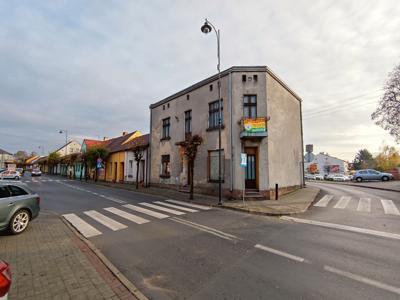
(55, 140, 79, 153)
(82, 132, 147, 154)
(82, 139, 106, 150)
(149, 66, 302, 109)
(25, 155, 41, 165)
(0, 148, 12, 155)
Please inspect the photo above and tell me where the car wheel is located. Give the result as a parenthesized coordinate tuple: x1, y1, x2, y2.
(15, 176, 19, 180)
(9, 209, 30, 234)
(382, 176, 389, 181)
(356, 177, 362, 182)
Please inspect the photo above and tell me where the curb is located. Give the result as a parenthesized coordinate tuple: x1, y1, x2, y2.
(310, 180, 400, 193)
(60, 214, 148, 300)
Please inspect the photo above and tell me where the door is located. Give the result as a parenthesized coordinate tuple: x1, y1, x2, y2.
(245, 148, 257, 189)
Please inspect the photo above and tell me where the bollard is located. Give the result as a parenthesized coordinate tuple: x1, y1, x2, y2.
(275, 183, 278, 200)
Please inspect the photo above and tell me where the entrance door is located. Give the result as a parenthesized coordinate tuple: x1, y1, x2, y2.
(245, 148, 257, 189)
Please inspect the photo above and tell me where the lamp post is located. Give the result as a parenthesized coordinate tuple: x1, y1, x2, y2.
(201, 19, 223, 206)
(59, 130, 68, 157)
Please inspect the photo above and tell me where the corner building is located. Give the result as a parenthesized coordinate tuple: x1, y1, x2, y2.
(149, 66, 304, 199)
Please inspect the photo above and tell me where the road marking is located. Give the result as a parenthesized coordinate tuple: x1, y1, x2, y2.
(381, 200, 400, 215)
(103, 207, 149, 224)
(171, 217, 239, 242)
(139, 202, 186, 215)
(123, 204, 169, 219)
(105, 196, 126, 204)
(103, 207, 150, 224)
(254, 244, 306, 263)
(334, 196, 351, 209)
(280, 216, 400, 240)
(63, 213, 102, 237)
(324, 265, 400, 296)
(165, 199, 212, 210)
(314, 195, 333, 207)
(154, 201, 198, 212)
(84, 210, 127, 231)
(357, 198, 371, 212)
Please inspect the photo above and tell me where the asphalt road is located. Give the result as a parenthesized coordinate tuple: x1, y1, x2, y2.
(16, 174, 400, 300)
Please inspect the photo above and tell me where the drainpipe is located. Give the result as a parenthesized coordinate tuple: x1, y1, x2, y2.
(229, 72, 234, 193)
(299, 100, 305, 188)
(148, 108, 153, 187)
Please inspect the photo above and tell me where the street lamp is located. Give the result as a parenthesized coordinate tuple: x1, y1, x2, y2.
(201, 18, 223, 206)
(59, 129, 68, 157)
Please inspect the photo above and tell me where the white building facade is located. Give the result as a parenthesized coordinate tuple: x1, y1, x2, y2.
(304, 152, 348, 175)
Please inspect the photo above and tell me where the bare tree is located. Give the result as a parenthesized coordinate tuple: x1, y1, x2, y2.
(133, 147, 144, 189)
(372, 63, 400, 143)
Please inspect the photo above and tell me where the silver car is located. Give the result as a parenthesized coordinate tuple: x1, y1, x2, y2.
(0, 171, 21, 180)
(0, 183, 40, 234)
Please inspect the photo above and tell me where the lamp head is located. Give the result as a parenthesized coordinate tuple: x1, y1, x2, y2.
(201, 21, 212, 34)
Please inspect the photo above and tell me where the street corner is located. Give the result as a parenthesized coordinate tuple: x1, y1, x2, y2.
(0, 211, 143, 300)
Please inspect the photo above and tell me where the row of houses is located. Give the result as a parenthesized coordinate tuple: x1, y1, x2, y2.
(30, 66, 305, 199)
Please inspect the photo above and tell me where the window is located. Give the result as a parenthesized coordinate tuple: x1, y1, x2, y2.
(129, 160, 133, 170)
(208, 150, 225, 182)
(253, 75, 258, 82)
(242, 75, 246, 82)
(167, 103, 170, 108)
(243, 95, 257, 118)
(161, 155, 170, 177)
(186, 94, 190, 100)
(162, 117, 171, 139)
(209, 84, 213, 91)
(163, 105, 165, 110)
(8, 185, 28, 196)
(208, 99, 223, 129)
(185, 110, 192, 134)
(0, 186, 10, 198)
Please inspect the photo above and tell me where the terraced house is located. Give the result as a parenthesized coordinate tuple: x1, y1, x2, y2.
(149, 66, 304, 199)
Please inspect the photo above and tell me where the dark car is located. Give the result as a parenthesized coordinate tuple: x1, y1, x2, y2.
(0, 183, 40, 234)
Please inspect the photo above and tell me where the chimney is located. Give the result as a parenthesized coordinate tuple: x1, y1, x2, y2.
(122, 132, 128, 136)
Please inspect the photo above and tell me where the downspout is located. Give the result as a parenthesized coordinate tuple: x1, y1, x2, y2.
(300, 100, 305, 188)
(148, 107, 153, 187)
(229, 72, 233, 192)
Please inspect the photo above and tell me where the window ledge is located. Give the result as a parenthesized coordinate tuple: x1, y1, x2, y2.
(159, 174, 171, 179)
(160, 137, 171, 142)
(206, 125, 225, 132)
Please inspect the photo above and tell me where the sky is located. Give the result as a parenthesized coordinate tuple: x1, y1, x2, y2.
(0, 0, 399, 161)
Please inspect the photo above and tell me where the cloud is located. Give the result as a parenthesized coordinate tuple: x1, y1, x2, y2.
(0, 0, 399, 160)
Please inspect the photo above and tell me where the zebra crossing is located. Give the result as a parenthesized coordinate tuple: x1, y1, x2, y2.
(63, 199, 212, 238)
(314, 194, 400, 216)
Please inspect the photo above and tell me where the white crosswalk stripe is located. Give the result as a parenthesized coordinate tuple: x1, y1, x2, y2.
(381, 200, 400, 215)
(123, 204, 169, 219)
(357, 198, 371, 212)
(63, 213, 102, 237)
(154, 201, 198, 212)
(103, 207, 150, 224)
(314, 195, 334, 207)
(139, 202, 186, 215)
(334, 196, 351, 209)
(84, 210, 127, 231)
(165, 199, 212, 210)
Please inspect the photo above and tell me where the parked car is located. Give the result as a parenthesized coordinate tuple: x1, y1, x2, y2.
(31, 169, 42, 177)
(314, 174, 324, 180)
(332, 174, 350, 181)
(0, 169, 5, 174)
(0, 260, 11, 299)
(353, 169, 394, 182)
(305, 174, 316, 180)
(0, 183, 40, 234)
(325, 174, 336, 181)
(0, 171, 21, 180)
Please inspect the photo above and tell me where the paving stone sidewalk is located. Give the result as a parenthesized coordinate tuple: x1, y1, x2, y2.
(0, 211, 138, 300)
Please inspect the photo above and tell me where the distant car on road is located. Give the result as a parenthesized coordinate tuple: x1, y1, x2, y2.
(0, 183, 40, 234)
(305, 174, 316, 180)
(332, 174, 350, 181)
(353, 169, 394, 182)
(0, 260, 11, 300)
(0, 171, 21, 180)
(314, 174, 324, 180)
(15, 168, 24, 176)
(31, 169, 42, 177)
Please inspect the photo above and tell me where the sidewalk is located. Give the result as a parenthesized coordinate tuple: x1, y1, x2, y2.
(0, 211, 140, 300)
(85, 179, 320, 216)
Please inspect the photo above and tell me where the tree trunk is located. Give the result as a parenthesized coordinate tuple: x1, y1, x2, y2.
(136, 160, 140, 189)
(95, 168, 98, 182)
(189, 160, 194, 200)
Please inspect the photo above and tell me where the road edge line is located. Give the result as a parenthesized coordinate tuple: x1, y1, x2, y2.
(59, 213, 148, 300)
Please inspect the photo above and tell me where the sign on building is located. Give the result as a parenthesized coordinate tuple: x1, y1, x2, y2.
(240, 153, 247, 167)
(243, 117, 267, 133)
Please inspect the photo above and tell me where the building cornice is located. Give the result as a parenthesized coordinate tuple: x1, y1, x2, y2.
(149, 66, 302, 109)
